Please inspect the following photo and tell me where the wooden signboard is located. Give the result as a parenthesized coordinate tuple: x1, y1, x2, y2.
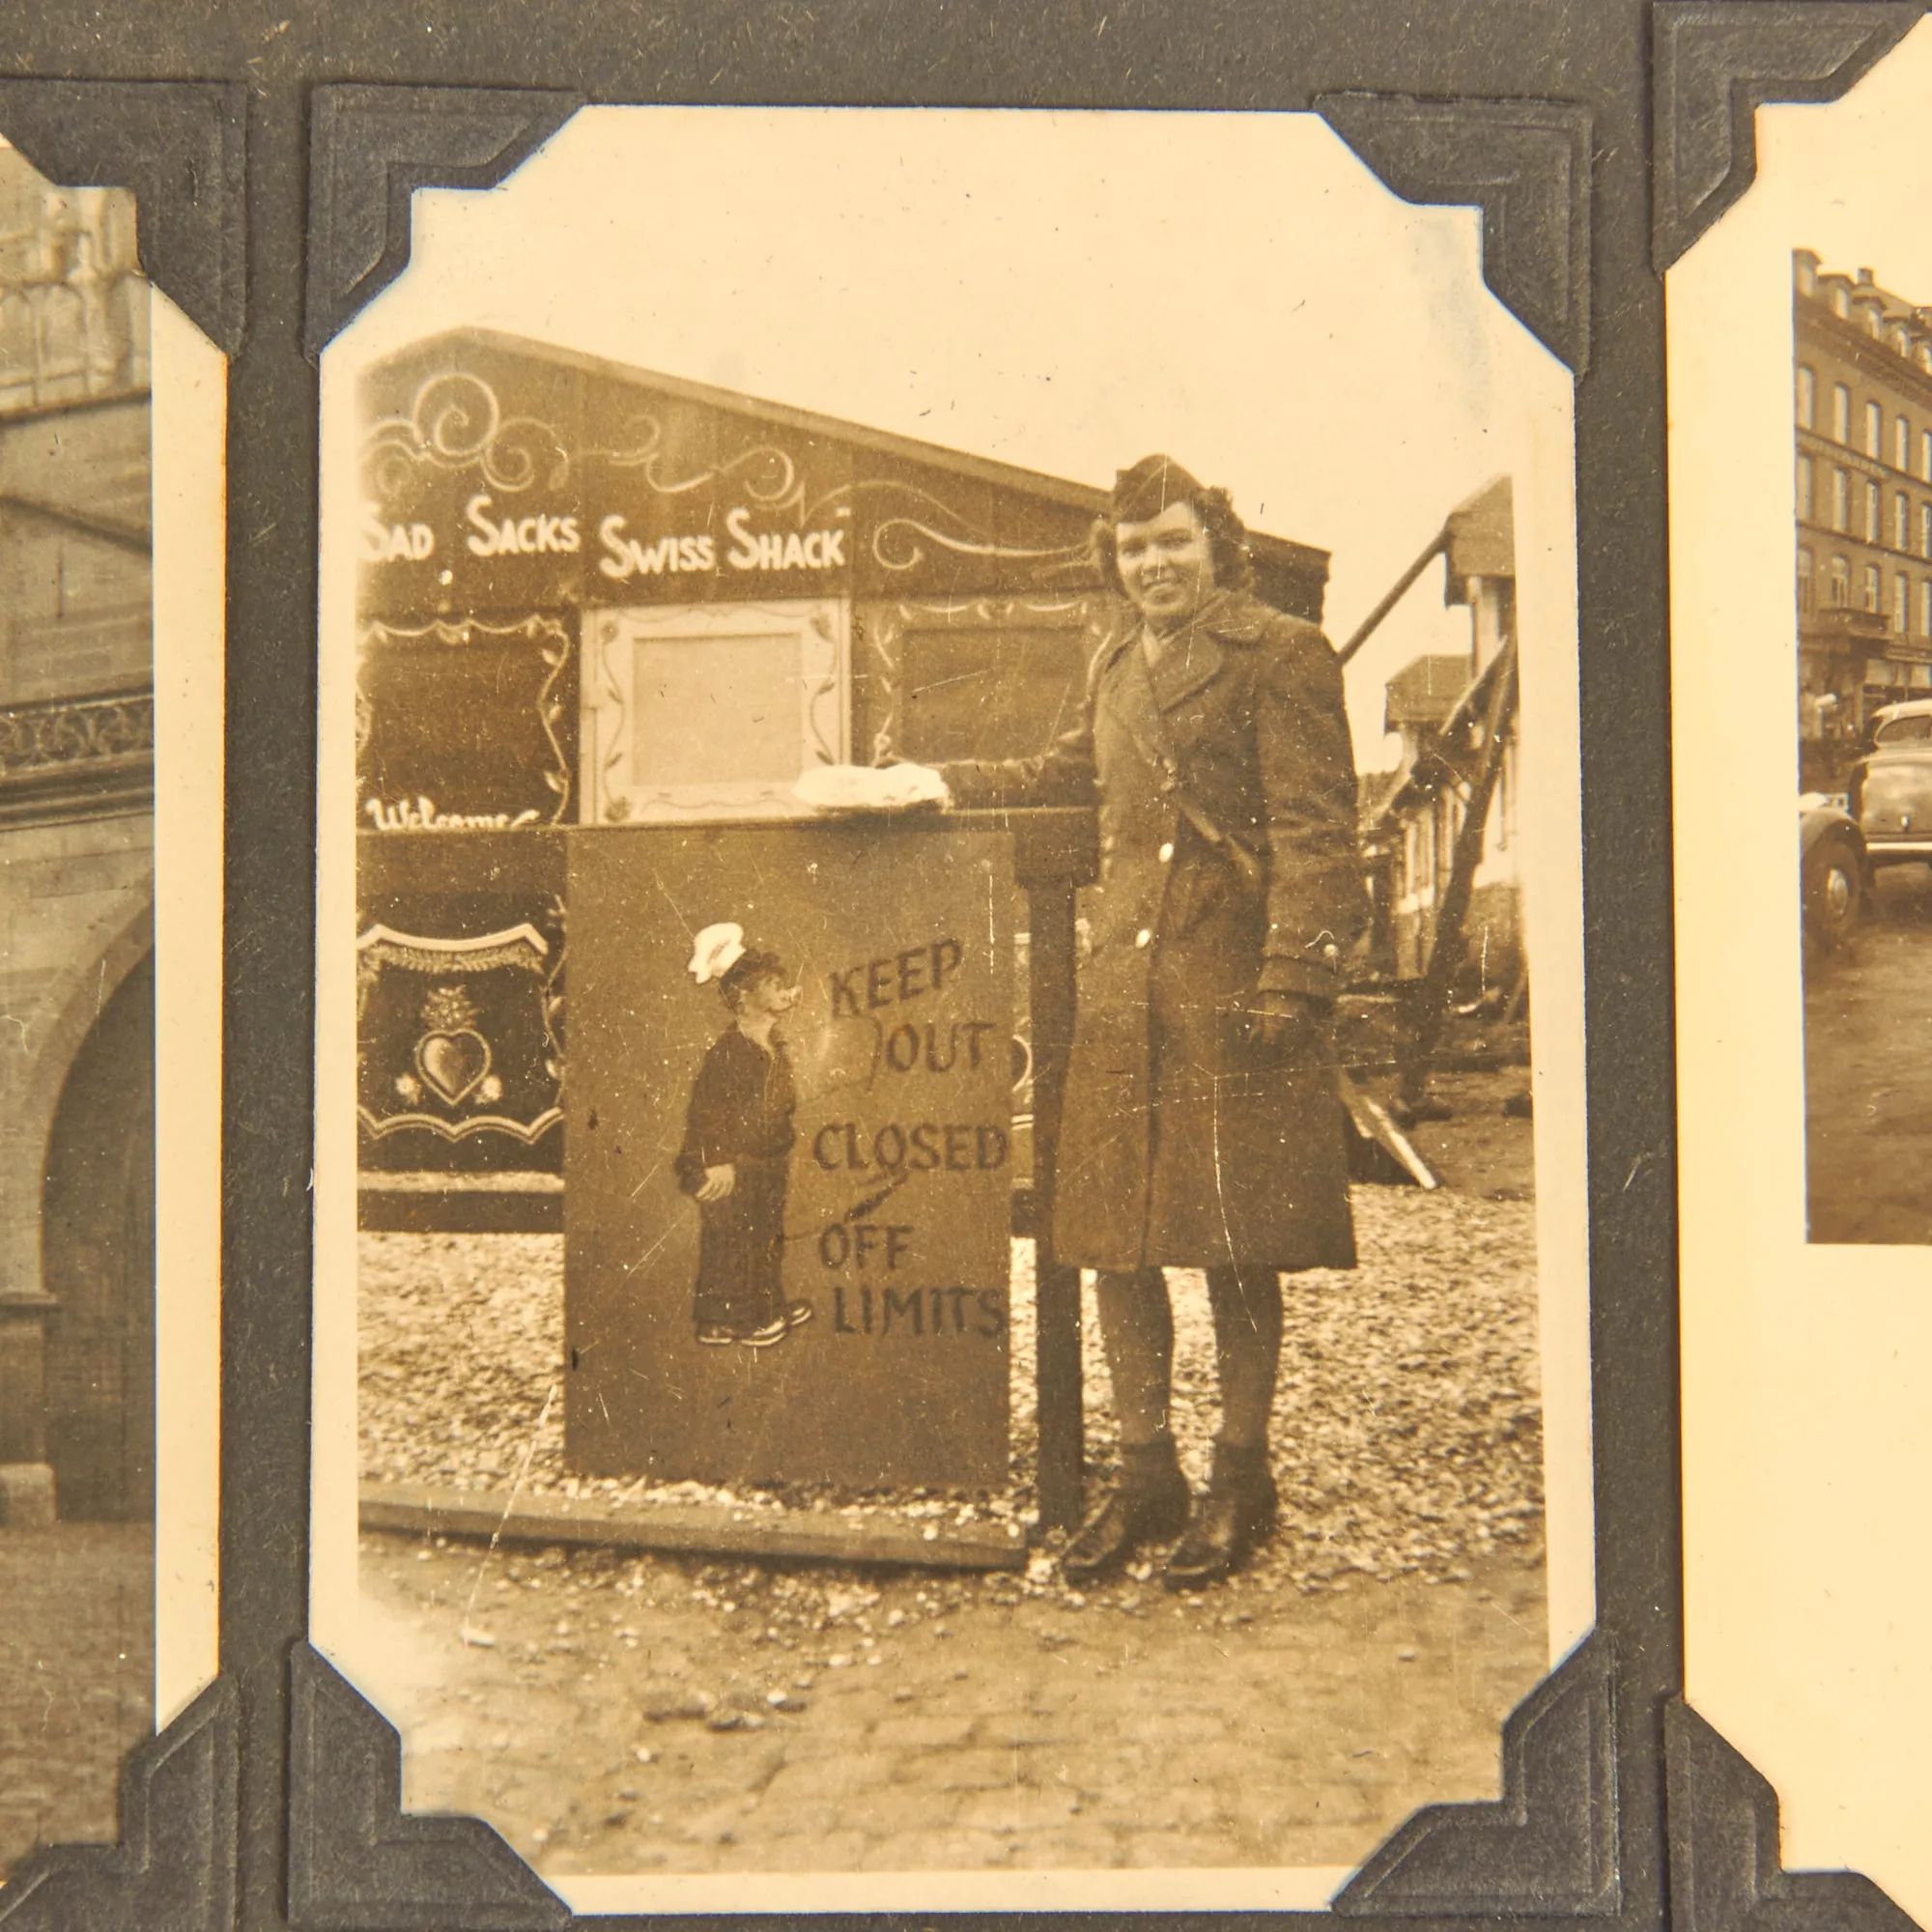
(564, 822, 1015, 1490)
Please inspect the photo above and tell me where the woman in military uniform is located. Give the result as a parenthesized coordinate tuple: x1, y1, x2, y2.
(934, 454, 1363, 1588)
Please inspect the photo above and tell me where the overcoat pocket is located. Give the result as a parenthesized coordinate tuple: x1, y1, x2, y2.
(1213, 993, 1327, 1071)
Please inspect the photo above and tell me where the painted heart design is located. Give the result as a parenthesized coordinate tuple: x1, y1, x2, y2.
(415, 1029, 493, 1108)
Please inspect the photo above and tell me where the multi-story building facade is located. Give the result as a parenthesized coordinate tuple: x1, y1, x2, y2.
(0, 151, 154, 1525)
(1794, 249, 1932, 763)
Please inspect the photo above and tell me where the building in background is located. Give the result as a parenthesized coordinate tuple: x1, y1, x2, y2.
(1794, 248, 1932, 778)
(1358, 478, 1521, 1004)
(0, 151, 154, 1525)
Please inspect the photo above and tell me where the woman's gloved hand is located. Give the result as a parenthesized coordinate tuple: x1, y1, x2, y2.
(1248, 988, 1331, 1053)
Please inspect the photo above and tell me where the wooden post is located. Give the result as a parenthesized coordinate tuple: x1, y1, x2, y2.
(1026, 872, 1084, 1533)
(969, 806, 1095, 1534)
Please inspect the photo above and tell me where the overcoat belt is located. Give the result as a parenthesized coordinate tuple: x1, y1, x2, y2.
(942, 588, 1365, 1273)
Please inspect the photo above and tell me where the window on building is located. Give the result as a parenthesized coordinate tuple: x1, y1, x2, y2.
(1868, 477, 1883, 542)
(1896, 572, 1911, 633)
(1921, 578, 1932, 637)
(1897, 413, 1912, 469)
(1831, 554, 1851, 605)
(1921, 500, 1931, 558)
(1796, 455, 1814, 522)
(1867, 399, 1884, 456)
(1797, 364, 1816, 429)
(1798, 547, 1815, 613)
(1833, 382, 1852, 441)
(1864, 561, 1883, 612)
(1897, 491, 1911, 550)
(1833, 467, 1849, 531)
(1922, 426, 1931, 481)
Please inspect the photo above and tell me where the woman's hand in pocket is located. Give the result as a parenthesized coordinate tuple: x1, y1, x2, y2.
(1248, 989, 1328, 1055)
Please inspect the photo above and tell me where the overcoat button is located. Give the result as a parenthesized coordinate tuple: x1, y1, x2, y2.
(1157, 841, 1175, 864)
(1134, 928, 1152, 949)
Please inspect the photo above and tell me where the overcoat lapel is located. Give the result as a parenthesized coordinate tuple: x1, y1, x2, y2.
(1099, 630, 1167, 768)
(1145, 623, 1225, 713)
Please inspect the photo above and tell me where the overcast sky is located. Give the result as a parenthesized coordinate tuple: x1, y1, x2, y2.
(336, 106, 1574, 772)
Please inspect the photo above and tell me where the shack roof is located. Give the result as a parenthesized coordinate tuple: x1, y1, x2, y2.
(358, 327, 1330, 619)
(1383, 653, 1476, 731)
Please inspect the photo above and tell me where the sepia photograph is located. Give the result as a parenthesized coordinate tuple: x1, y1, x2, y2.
(0, 133, 223, 1889)
(1791, 238, 1932, 1246)
(312, 105, 1588, 1913)
(1672, 17, 1932, 1921)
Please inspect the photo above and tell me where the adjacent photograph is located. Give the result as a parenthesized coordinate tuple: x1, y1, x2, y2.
(313, 105, 1588, 1913)
(0, 136, 224, 1884)
(1671, 18, 1932, 1921)
(1791, 242, 1932, 1244)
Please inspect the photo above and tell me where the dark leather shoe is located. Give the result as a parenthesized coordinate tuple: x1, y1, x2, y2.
(1061, 1478, 1191, 1584)
(1162, 1470, 1278, 1592)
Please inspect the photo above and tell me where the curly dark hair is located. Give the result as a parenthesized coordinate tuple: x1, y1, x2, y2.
(717, 947, 789, 1010)
(1090, 455, 1253, 599)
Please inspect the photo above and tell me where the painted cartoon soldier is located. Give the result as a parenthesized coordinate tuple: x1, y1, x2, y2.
(674, 923, 813, 1349)
(921, 454, 1365, 1588)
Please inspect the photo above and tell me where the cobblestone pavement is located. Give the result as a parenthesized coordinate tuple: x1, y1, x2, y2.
(0, 1523, 154, 1883)
(1806, 864, 1932, 1242)
(356, 1529, 1548, 1880)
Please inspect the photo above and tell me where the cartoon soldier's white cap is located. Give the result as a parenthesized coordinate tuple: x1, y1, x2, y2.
(688, 922, 747, 984)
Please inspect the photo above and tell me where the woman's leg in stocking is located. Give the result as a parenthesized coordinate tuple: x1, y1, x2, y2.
(1162, 1264, 1284, 1589)
(1063, 1267, 1185, 1579)
(1204, 1264, 1284, 1450)
(1093, 1266, 1175, 1447)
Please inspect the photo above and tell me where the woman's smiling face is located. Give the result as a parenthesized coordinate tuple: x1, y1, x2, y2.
(1114, 498, 1217, 635)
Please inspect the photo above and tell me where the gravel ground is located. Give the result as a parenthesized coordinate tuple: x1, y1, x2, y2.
(360, 1186, 1542, 1595)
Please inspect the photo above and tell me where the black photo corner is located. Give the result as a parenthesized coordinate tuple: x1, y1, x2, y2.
(0, 2, 1922, 1929)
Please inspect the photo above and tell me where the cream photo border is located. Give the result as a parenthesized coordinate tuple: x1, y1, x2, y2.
(152, 286, 226, 1730)
(1669, 17, 1932, 1922)
(311, 104, 1591, 1916)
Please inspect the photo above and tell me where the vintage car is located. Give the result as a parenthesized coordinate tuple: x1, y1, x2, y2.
(1801, 793, 1869, 948)
(1849, 696, 1932, 871)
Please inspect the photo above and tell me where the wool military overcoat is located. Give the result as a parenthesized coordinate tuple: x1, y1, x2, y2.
(943, 588, 1364, 1273)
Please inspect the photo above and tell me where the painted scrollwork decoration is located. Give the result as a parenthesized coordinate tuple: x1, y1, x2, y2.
(585, 598, 848, 820)
(860, 596, 1108, 764)
(362, 371, 572, 506)
(811, 476, 1094, 579)
(361, 371, 810, 519)
(589, 412, 802, 510)
(355, 613, 573, 827)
